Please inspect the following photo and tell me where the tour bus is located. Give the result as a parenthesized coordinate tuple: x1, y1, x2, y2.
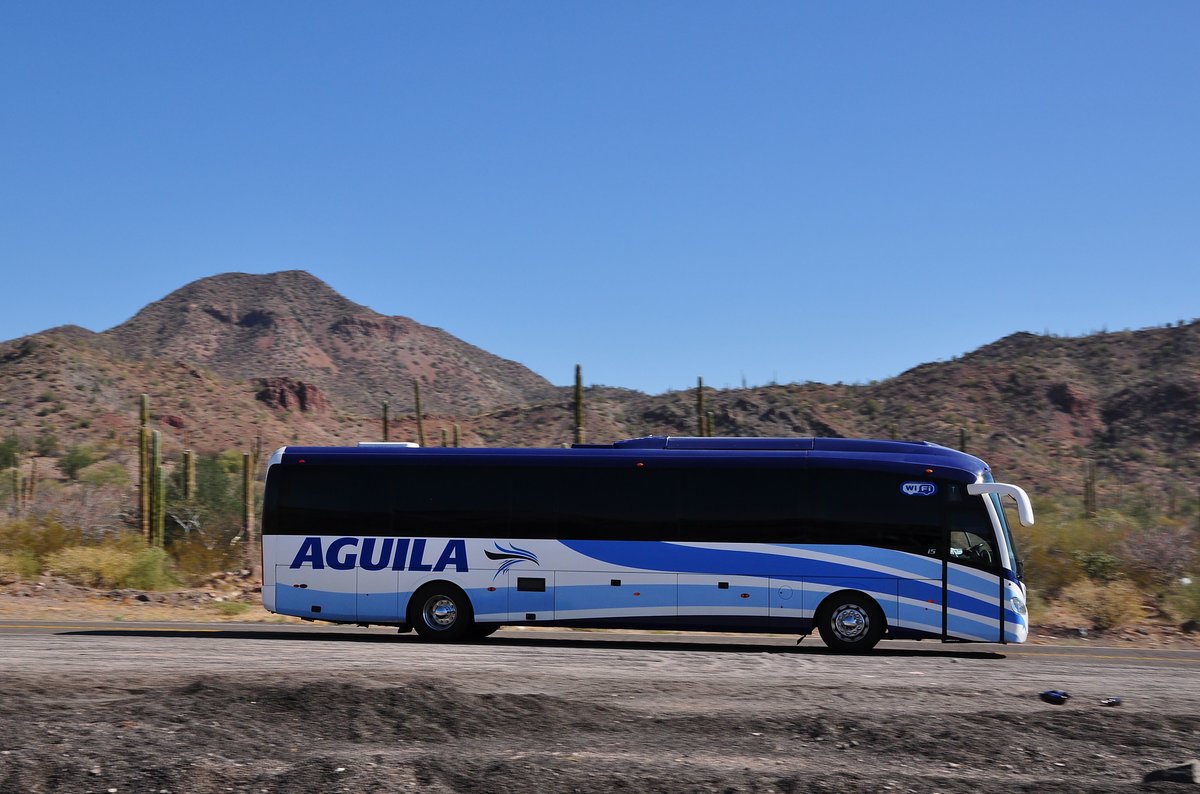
(260, 436, 1034, 652)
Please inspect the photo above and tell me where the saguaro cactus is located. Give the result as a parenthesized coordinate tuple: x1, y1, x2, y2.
(25, 458, 37, 507)
(243, 452, 259, 578)
(453, 423, 461, 448)
(139, 394, 150, 543)
(182, 449, 196, 501)
(414, 381, 426, 447)
(573, 364, 585, 445)
(10, 465, 20, 517)
(696, 377, 706, 436)
(1084, 460, 1098, 518)
(382, 402, 390, 442)
(150, 430, 163, 546)
(155, 462, 166, 547)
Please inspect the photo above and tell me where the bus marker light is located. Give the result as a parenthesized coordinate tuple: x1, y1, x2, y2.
(487, 586, 496, 592)
(636, 462, 644, 468)
(633, 592, 641, 596)
(739, 593, 749, 599)
(924, 468, 933, 474)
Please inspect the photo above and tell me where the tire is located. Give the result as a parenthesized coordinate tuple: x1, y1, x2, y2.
(815, 592, 884, 652)
(409, 583, 474, 642)
(467, 623, 501, 641)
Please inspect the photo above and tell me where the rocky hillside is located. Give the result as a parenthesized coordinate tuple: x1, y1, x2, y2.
(103, 271, 558, 416)
(0, 271, 1197, 510)
(464, 324, 1200, 504)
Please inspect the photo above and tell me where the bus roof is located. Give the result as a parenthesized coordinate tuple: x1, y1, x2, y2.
(271, 436, 990, 482)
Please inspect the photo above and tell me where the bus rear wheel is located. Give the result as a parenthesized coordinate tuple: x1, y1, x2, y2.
(409, 583, 474, 642)
(815, 592, 884, 652)
(468, 623, 501, 640)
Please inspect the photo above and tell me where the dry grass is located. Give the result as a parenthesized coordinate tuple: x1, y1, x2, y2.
(1058, 578, 1146, 631)
(43, 545, 178, 590)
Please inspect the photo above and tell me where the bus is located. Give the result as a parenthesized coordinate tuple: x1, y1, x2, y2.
(260, 436, 1034, 652)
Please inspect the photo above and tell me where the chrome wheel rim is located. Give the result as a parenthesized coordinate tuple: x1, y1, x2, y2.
(830, 604, 869, 642)
(422, 596, 458, 630)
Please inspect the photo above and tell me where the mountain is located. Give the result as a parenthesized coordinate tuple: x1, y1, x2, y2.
(103, 271, 558, 416)
(0, 271, 1197, 511)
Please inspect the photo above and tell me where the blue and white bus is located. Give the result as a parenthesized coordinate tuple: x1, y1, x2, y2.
(261, 436, 1034, 652)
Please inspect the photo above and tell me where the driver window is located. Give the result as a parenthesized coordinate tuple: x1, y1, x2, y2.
(949, 530, 996, 568)
(947, 499, 999, 571)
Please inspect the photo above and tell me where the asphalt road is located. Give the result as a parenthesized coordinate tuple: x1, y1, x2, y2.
(2, 619, 1198, 676)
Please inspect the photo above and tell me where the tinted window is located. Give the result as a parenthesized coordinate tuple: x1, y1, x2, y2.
(268, 461, 967, 556)
(556, 465, 679, 540)
(393, 465, 513, 537)
(504, 466, 564, 538)
(676, 466, 806, 542)
(805, 469, 943, 554)
(272, 465, 391, 536)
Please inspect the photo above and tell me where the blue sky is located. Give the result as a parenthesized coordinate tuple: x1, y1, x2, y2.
(2, 3, 1197, 394)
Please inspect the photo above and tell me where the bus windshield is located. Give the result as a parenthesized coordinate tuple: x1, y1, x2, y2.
(984, 473, 1022, 578)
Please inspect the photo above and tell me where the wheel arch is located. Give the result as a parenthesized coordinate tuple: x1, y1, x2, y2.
(405, 579, 480, 643)
(404, 578, 473, 619)
(813, 588, 890, 633)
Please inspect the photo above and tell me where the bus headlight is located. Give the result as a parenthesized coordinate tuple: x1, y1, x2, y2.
(1010, 595, 1027, 616)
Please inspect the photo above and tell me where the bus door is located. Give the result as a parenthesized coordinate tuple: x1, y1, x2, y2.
(943, 487, 1003, 642)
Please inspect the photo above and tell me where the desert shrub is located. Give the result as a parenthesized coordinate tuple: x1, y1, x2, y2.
(1071, 551, 1121, 583)
(167, 532, 242, 581)
(34, 431, 58, 457)
(59, 445, 96, 480)
(1119, 525, 1198, 592)
(80, 462, 129, 488)
(1015, 507, 1144, 596)
(161, 452, 246, 581)
(0, 434, 19, 468)
(1058, 578, 1145, 631)
(44, 543, 179, 590)
(0, 550, 39, 580)
(0, 516, 84, 562)
(124, 547, 180, 591)
(217, 450, 243, 474)
(45, 545, 136, 588)
(1165, 581, 1200, 622)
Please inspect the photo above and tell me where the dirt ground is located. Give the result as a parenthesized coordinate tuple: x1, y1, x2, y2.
(1, 578, 1199, 793)
(1, 635, 1199, 793)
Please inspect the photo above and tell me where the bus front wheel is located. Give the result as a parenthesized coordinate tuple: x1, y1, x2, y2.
(815, 592, 884, 652)
(409, 583, 475, 642)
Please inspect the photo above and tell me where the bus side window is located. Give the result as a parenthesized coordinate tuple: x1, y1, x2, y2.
(806, 468, 943, 555)
(947, 499, 999, 571)
(556, 465, 679, 541)
(675, 466, 804, 543)
(275, 465, 392, 536)
(394, 465, 515, 538)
